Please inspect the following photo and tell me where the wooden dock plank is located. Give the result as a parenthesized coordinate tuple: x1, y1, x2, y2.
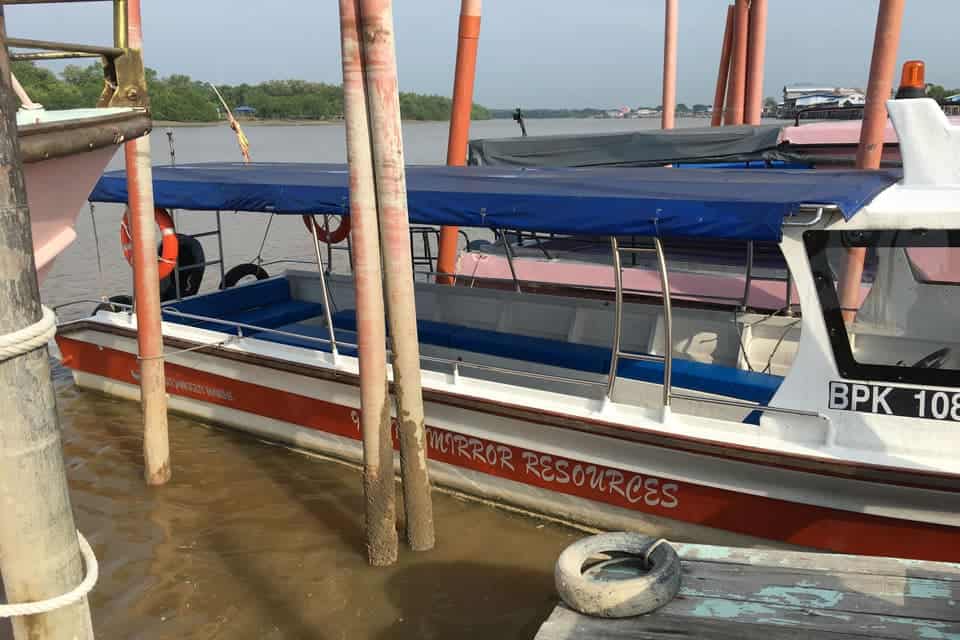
(681, 560, 960, 621)
(535, 544, 960, 640)
(674, 544, 960, 582)
(536, 604, 876, 640)
(535, 600, 960, 640)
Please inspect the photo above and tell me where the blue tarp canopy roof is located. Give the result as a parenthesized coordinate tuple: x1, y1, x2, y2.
(90, 162, 899, 241)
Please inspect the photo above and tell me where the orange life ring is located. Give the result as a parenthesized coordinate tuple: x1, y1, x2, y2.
(120, 207, 179, 280)
(303, 214, 351, 244)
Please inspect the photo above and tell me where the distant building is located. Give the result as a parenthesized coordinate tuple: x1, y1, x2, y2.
(234, 106, 257, 118)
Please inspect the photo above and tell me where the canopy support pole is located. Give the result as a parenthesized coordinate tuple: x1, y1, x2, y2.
(499, 229, 522, 293)
(359, 0, 436, 553)
(437, 0, 482, 285)
(840, 0, 904, 324)
(123, 0, 170, 485)
(711, 5, 735, 127)
(724, 0, 749, 125)
(744, 0, 767, 124)
(337, 0, 397, 566)
(309, 215, 339, 361)
(661, 0, 678, 130)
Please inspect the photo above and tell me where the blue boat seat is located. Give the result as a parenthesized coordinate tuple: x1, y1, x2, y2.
(162, 278, 323, 333)
(262, 322, 360, 357)
(330, 309, 782, 406)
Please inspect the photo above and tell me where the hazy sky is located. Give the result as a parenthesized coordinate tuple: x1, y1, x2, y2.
(6, 1, 958, 109)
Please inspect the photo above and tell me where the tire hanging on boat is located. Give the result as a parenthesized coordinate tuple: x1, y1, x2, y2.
(303, 213, 350, 245)
(120, 207, 179, 280)
(220, 263, 270, 289)
(159, 234, 206, 302)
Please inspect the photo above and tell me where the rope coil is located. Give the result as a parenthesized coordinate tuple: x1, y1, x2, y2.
(0, 531, 98, 618)
(0, 305, 56, 363)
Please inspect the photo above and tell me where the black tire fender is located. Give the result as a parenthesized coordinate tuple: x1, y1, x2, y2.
(220, 263, 270, 289)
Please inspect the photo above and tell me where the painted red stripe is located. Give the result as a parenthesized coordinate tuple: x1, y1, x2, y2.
(57, 336, 959, 562)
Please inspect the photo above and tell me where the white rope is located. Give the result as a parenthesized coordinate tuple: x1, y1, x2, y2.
(0, 531, 98, 618)
(0, 305, 56, 363)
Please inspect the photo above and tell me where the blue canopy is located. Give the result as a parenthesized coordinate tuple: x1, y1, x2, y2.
(90, 162, 899, 241)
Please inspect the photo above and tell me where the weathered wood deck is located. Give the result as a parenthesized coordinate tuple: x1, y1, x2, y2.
(535, 543, 960, 639)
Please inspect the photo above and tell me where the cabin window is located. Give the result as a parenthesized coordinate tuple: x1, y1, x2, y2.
(804, 229, 960, 387)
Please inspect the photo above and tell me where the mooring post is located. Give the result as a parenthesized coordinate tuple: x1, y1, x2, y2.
(724, 0, 749, 125)
(0, 11, 95, 638)
(710, 5, 734, 127)
(839, 0, 904, 323)
(661, 0, 678, 130)
(436, 0, 482, 285)
(338, 0, 398, 566)
(358, 0, 436, 552)
(743, 0, 767, 124)
(120, 0, 170, 485)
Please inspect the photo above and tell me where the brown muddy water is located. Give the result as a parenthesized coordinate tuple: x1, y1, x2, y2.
(18, 118, 718, 639)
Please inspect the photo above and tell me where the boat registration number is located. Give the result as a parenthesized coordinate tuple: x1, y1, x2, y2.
(829, 381, 960, 422)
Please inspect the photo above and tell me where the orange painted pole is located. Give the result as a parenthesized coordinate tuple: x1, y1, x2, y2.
(744, 0, 767, 124)
(711, 5, 735, 127)
(724, 0, 749, 125)
(358, 0, 436, 552)
(338, 0, 398, 566)
(123, 0, 170, 485)
(436, 0, 481, 285)
(661, 0, 678, 130)
(839, 0, 905, 323)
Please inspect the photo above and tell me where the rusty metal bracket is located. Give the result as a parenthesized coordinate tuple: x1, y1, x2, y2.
(97, 47, 149, 110)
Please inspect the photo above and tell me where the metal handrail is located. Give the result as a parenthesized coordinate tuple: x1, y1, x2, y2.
(654, 237, 673, 409)
(607, 237, 625, 398)
(57, 299, 606, 390)
(672, 392, 826, 421)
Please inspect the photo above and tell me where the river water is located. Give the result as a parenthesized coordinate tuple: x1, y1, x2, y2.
(28, 117, 711, 639)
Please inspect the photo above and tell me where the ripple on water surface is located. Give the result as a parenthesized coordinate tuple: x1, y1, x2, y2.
(43, 367, 579, 639)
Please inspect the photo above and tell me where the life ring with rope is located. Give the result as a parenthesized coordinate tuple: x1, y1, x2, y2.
(303, 214, 350, 245)
(120, 207, 179, 280)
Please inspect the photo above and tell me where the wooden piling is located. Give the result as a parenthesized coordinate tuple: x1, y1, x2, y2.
(338, 0, 398, 566)
(661, 0, 678, 130)
(724, 0, 749, 125)
(710, 5, 734, 127)
(358, 0, 436, 552)
(840, 0, 905, 323)
(121, 0, 170, 485)
(0, 11, 95, 637)
(436, 0, 482, 286)
(743, 0, 767, 124)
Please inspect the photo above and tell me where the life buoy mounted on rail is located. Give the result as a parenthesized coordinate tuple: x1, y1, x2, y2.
(303, 214, 350, 245)
(120, 207, 179, 280)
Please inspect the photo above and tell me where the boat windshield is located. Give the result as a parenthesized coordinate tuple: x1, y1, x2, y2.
(805, 229, 960, 387)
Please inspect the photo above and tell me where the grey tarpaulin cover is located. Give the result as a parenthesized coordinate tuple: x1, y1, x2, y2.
(467, 124, 785, 167)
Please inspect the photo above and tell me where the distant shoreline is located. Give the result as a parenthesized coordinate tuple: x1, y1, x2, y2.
(152, 114, 724, 127)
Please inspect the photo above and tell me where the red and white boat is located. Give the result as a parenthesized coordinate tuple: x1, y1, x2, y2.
(57, 97, 960, 561)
